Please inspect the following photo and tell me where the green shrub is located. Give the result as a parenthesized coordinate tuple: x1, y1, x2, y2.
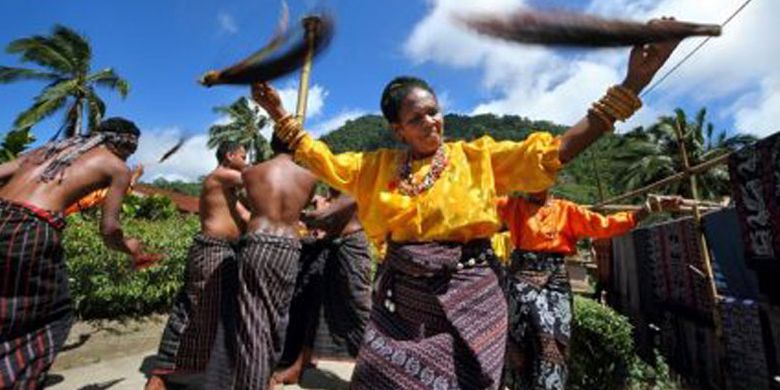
(570, 296, 677, 390)
(64, 212, 198, 319)
(121, 194, 178, 220)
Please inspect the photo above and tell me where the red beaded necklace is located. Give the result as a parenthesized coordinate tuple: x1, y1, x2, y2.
(394, 145, 449, 196)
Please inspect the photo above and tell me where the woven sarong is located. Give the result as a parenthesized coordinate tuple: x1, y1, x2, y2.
(351, 240, 506, 390)
(153, 233, 238, 376)
(503, 250, 571, 390)
(728, 132, 780, 303)
(207, 232, 300, 390)
(0, 199, 71, 390)
(279, 230, 372, 366)
(277, 238, 329, 367)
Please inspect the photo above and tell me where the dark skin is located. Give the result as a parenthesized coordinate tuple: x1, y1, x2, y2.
(253, 19, 682, 164)
(242, 152, 318, 238)
(302, 190, 361, 238)
(0, 141, 158, 268)
(199, 146, 251, 240)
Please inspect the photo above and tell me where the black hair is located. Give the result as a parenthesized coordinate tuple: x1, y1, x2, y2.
(97, 117, 141, 136)
(380, 76, 436, 124)
(270, 133, 293, 155)
(216, 141, 243, 164)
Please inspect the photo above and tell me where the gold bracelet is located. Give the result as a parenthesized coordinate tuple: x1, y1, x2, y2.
(602, 94, 635, 119)
(288, 130, 308, 149)
(588, 106, 615, 132)
(594, 101, 624, 123)
(608, 85, 642, 110)
(273, 115, 306, 147)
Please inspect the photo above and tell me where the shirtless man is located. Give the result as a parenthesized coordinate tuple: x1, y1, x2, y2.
(274, 189, 372, 387)
(203, 83, 320, 390)
(0, 117, 156, 389)
(145, 142, 249, 390)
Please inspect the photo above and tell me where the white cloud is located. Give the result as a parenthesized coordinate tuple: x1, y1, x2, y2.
(310, 109, 368, 137)
(405, 0, 780, 133)
(130, 128, 214, 182)
(217, 12, 239, 35)
(733, 76, 780, 137)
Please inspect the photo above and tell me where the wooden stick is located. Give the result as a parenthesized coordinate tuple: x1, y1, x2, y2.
(295, 16, 320, 125)
(586, 204, 721, 212)
(672, 116, 722, 338)
(594, 152, 731, 207)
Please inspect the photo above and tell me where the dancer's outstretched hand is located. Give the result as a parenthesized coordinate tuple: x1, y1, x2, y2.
(623, 17, 683, 94)
(252, 82, 289, 122)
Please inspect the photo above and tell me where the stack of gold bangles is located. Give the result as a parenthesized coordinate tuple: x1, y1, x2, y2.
(273, 114, 307, 148)
(589, 85, 643, 131)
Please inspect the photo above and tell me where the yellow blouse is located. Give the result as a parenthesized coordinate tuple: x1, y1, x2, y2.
(294, 133, 561, 248)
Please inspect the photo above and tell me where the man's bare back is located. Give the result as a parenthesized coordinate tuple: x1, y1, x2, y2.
(200, 166, 249, 241)
(0, 146, 131, 213)
(242, 153, 317, 238)
(0, 117, 157, 265)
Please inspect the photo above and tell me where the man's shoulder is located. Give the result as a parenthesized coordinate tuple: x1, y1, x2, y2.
(80, 148, 128, 173)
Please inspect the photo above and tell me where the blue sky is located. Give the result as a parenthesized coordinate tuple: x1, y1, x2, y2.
(1, 0, 778, 181)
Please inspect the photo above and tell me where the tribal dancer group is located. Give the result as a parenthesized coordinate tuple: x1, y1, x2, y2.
(0, 17, 686, 390)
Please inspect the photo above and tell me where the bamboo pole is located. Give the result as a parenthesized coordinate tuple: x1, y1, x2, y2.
(587, 204, 721, 213)
(295, 16, 320, 125)
(594, 151, 731, 208)
(672, 116, 722, 337)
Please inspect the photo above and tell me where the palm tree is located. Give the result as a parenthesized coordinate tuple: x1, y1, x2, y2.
(0, 24, 129, 137)
(613, 108, 756, 200)
(207, 96, 271, 164)
(0, 127, 35, 163)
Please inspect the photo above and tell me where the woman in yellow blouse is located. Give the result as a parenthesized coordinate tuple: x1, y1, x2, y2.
(497, 191, 680, 390)
(251, 31, 679, 389)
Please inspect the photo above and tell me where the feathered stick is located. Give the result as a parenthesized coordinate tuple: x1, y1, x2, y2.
(200, 5, 333, 86)
(457, 8, 720, 47)
(157, 136, 187, 163)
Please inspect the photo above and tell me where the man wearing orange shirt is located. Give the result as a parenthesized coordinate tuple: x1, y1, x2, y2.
(497, 190, 680, 390)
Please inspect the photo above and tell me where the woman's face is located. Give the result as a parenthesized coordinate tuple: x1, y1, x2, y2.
(391, 87, 444, 159)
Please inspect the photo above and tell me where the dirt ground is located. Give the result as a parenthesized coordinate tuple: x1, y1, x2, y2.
(46, 315, 353, 390)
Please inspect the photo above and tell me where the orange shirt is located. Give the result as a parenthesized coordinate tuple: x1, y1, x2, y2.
(497, 196, 637, 255)
(64, 188, 110, 216)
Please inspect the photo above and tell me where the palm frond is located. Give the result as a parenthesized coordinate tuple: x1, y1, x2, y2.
(6, 35, 74, 74)
(0, 66, 59, 83)
(84, 89, 106, 134)
(89, 68, 129, 97)
(13, 94, 68, 129)
(51, 25, 91, 73)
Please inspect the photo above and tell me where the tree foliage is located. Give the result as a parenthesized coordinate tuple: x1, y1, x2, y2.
(150, 177, 202, 197)
(207, 97, 271, 164)
(0, 127, 36, 163)
(612, 108, 756, 201)
(0, 25, 129, 137)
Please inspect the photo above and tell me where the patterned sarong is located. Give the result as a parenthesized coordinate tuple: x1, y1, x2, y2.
(319, 230, 372, 357)
(503, 250, 571, 390)
(0, 199, 71, 390)
(728, 132, 780, 303)
(277, 237, 329, 367)
(208, 232, 300, 390)
(153, 233, 238, 376)
(279, 230, 372, 366)
(351, 240, 506, 390)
